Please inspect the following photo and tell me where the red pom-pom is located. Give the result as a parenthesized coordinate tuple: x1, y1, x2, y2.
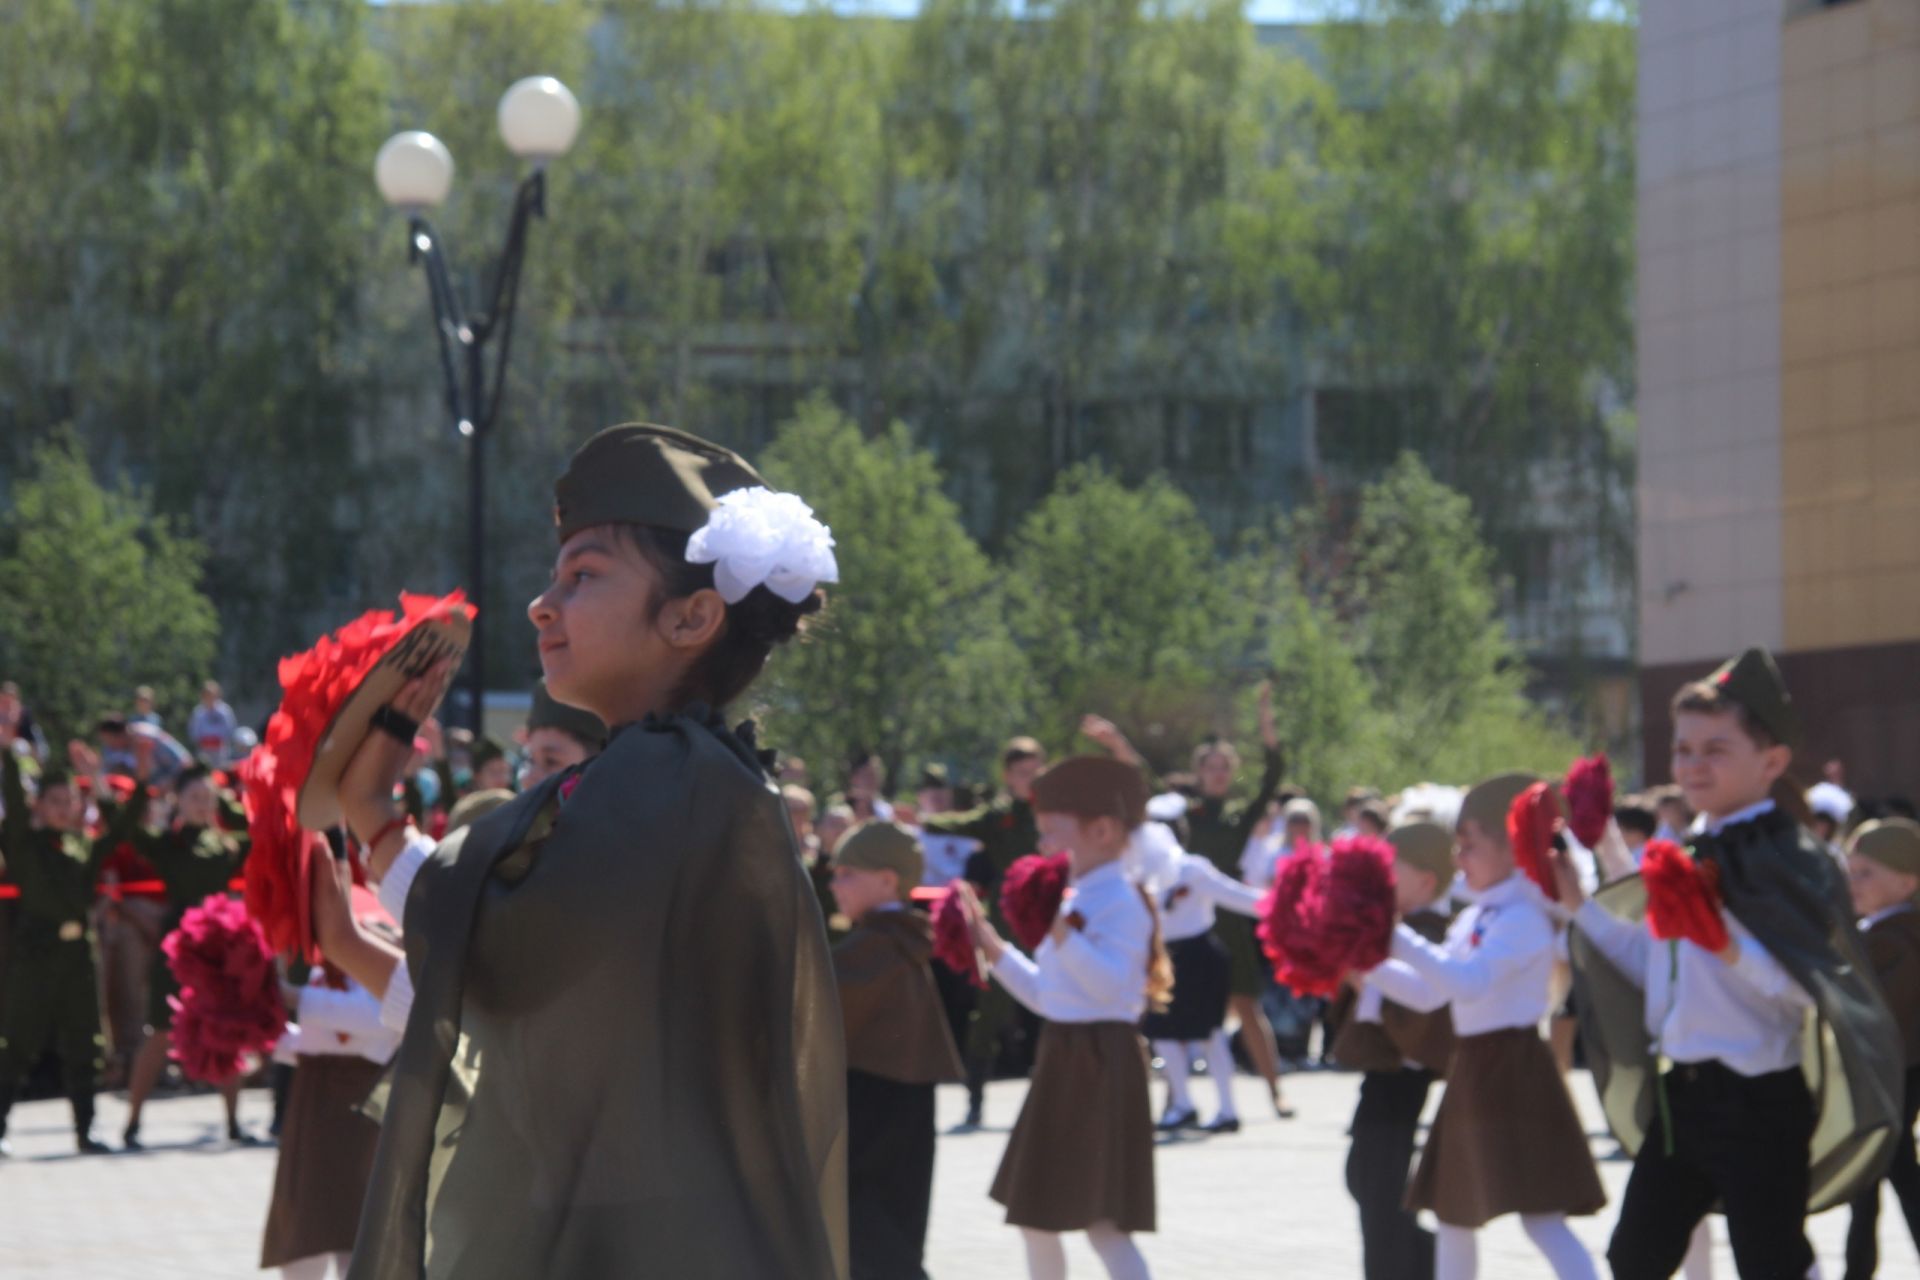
(930, 882, 986, 988)
(242, 592, 471, 962)
(162, 893, 285, 1083)
(1507, 782, 1562, 900)
(1641, 839, 1729, 953)
(999, 852, 1070, 952)
(1564, 755, 1615, 849)
(1258, 839, 1396, 998)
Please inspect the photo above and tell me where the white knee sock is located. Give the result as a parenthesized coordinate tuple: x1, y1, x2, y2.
(1154, 1039, 1192, 1116)
(1436, 1224, 1478, 1280)
(1519, 1214, 1597, 1280)
(1204, 1030, 1238, 1121)
(1086, 1221, 1151, 1280)
(1682, 1220, 1714, 1280)
(1022, 1228, 1068, 1280)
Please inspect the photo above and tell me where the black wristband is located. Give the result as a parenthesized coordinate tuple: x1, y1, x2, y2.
(369, 704, 420, 746)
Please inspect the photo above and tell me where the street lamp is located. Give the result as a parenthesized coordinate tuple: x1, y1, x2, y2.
(375, 77, 581, 733)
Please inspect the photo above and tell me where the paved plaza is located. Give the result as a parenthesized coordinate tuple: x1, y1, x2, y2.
(3, 1069, 1915, 1278)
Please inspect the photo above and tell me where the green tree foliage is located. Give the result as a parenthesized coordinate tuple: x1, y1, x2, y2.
(1310, 0, 1636, 563)
(0, 433, 219, 744)
(755, 399, 1030, 782)
(1237, 453, 1583, 802)
(1004, 466, 1255, 767)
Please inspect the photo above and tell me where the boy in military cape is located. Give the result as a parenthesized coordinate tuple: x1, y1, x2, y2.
(1563, 648, 1903, 1279)
(1842, 817, 1920, 1279)
(829, 820, 966, 1280)
(1335, 821, 1458, 1280)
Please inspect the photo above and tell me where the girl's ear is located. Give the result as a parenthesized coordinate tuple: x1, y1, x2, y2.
(657, 586, 729, 653)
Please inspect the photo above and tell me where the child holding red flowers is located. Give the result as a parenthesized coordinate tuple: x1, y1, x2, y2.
(1560, 648, 1902, 1280)
(956, 756, 1170, 1280)
(1361, 772, 1604, 1280)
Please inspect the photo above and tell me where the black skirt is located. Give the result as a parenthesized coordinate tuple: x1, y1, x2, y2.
(1140, 933, 1229, 1042)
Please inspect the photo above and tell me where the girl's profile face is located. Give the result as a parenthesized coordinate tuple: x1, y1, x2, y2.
(528, 528, 673, 722)
(1453, 818, 1513, 892)
(521, 726, 590, 789)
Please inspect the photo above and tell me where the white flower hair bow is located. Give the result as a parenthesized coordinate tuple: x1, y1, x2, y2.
(685, 486, 840, 605)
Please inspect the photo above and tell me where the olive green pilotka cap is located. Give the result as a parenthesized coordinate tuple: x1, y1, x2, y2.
(553, 424, 765, 542)
(1388, 821, 1456, 884)
(1704, 646, 1801, 748)
(527, 678, 607, 750)
(1851, 819, 1920, 881)
(1456, 772, 1540, 840)
(835, 820, 925, 899)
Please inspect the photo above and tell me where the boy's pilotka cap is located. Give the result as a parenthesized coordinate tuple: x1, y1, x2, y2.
(835, 820, 925, 896)
(1704, 647, 1800, 748)
(1456, 772, 1539, 839)
(1389, 821, 1456, 883)
(527, 678, 607, 750)
(1850, 819, 1920, 881)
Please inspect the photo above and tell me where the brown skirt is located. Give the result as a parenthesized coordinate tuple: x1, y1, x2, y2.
(991, 1020, 1155, 1233)
(1406, 1026, 1606, 1228)
(260, 1054, 387, 1267)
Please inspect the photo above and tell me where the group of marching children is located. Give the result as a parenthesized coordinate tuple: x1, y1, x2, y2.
(834, 645, 1914, 1280)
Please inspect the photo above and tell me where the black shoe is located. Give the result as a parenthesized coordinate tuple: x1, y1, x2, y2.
(229, 1123, 265, 1147)
(121, 1125, 144, 1152)
(1204, 1115, 1242, 1134)
(0, 1137, 12, 1158)
(1156, 1107, 1200, 1132)
(76, 1131, 111, 1155)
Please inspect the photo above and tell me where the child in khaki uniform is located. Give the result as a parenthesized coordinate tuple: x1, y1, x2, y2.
(831, 821, 965, 1280)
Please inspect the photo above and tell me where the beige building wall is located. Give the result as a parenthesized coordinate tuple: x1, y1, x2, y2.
(1640, 0, 1920, 798)
(1637, 0, 1787, 668)
(1780, 0, 1920, 649)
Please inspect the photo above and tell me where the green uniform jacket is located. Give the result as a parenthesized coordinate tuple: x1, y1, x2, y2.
(922, 794, 1039, 931)
(0, 753, 117, 1087)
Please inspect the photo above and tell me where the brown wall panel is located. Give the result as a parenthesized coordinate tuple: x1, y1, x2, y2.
(1639, 639, 1920, 802)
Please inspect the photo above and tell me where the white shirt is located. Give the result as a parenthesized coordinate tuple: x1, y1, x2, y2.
(1863, 903, 1916, 932)
(373, 831, 435, 1033)
(1239, 833, 1292, 890)
(1365, 872, 1558, 1036)
(1571, 798, 1813, 1077)
(917, 831, 980, 886)
(280, 974, 401, 1066)
(1157, 854, 1266, 942)
(1352, 906, 1451, 1027)
(992, 860, 1154, 1023)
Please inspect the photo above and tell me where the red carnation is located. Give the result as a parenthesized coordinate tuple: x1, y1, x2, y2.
(163, 893, 285, 1083)
(242, 591, 471, 962)
(930, 882, 986, 988)
(1641, 839, 1729, 953)
(999, 852, 1070, 952)
(1507, 782, 1562, 899)
(1258, 839, 1395, 998)
(1564, 755, 1615, 849)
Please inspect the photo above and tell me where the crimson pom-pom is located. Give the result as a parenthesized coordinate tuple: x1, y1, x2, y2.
(930, 882, 986, 988)
(1507, 782, 1562, 899)
(162, 894, 285, 1083)
(999, 852, 1070, 952)
(1258, 840, 1396, 998)
(1564, 755, 1615, 850)
(242, 591, 471, 962)
(1641, 839, 1730, 954)
(1257, 843, 1333, 996)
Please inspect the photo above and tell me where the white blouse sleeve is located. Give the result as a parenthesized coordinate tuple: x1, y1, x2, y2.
(377, 830, 435, 924)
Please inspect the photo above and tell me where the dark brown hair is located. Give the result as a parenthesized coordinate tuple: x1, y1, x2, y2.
(611, 523, 824, 710)
(1670, 680, 1778, 749)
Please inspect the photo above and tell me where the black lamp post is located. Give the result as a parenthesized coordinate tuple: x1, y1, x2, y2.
(374, 77, 581, 733)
